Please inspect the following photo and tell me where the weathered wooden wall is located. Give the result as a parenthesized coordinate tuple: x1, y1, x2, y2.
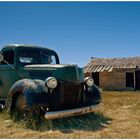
(99, 70, 125, 90)
(99, 69, 135, 90)
(84, 68, 138, 90)
(84, 72, 91, 77)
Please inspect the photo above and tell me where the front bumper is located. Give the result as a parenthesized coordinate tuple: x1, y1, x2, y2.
(45, 104, 100, 120)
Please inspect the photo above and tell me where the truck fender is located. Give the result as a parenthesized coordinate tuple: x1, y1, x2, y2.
(6, 79, 48, 113)
(85, 84, 101, 104)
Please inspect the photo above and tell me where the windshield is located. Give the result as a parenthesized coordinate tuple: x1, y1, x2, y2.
(17, 48, 57, 65)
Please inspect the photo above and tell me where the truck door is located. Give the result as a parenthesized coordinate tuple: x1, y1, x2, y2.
(0, 49, 19, 98)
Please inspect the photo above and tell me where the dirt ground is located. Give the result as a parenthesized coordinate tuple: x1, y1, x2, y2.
(0, 91, 140, 138)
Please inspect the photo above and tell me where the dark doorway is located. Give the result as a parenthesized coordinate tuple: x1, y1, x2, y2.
(92, 72, 99, 86)
(135, 71, 140, 90)
(126, 72, 134, 88)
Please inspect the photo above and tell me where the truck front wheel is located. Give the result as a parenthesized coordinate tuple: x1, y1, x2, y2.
(14, 94, 30, 119)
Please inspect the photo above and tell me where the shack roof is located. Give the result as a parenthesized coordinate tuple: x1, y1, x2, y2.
(84, 57, 140, 73)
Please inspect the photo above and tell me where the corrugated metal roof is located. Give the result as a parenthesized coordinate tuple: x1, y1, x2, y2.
(84, 57, 140, 73)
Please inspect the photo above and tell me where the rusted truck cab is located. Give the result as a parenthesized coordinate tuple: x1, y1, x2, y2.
(0, 44, 101, 119)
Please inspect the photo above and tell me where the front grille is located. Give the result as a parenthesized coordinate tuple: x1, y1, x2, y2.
(59, 82, 84, 109)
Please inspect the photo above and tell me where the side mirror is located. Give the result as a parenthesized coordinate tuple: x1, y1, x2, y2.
(0, 54, 4, 62)
(0, 53, 15, 69)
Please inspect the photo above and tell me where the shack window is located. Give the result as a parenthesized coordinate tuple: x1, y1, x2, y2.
(1, 50, 14, 64)
(126, 72, 134, 87)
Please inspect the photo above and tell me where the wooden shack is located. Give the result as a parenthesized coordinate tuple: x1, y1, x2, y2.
(84, 57, 140, 90)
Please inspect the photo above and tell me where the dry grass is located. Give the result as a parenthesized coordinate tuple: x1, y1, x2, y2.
(0, 91, 140, 138)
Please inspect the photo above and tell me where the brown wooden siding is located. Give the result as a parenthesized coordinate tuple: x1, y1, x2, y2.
(94, 69, 135, 90)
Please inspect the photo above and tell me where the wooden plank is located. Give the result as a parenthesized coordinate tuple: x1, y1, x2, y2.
(97, 66, 104, 72)
(100, 66, 107, 72)
(108, 66, 114, 72)
(105, 66, 111, 71)
(93, 66, 100, 72)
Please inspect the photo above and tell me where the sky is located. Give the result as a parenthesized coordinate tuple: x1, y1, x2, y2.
(0, 2, 140, 67)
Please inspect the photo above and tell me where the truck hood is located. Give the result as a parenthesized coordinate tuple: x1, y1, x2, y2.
(23, 64, 83, 82)
(24, 64, 77, 69)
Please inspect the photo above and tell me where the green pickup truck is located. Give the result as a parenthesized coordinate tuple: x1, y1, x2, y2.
(0, 44, 101, 119)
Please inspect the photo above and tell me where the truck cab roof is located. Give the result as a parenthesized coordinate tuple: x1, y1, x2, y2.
(2, 44, 54, 52)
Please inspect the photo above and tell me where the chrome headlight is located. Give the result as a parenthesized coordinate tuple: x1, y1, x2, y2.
(84, 77, 94, 87)
(45, 77, 57, 89)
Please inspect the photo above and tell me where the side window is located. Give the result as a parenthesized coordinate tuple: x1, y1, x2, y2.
(50, 56, 56, 64)
(40, 51, 56, 64)
(1, 50, 14, 65)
